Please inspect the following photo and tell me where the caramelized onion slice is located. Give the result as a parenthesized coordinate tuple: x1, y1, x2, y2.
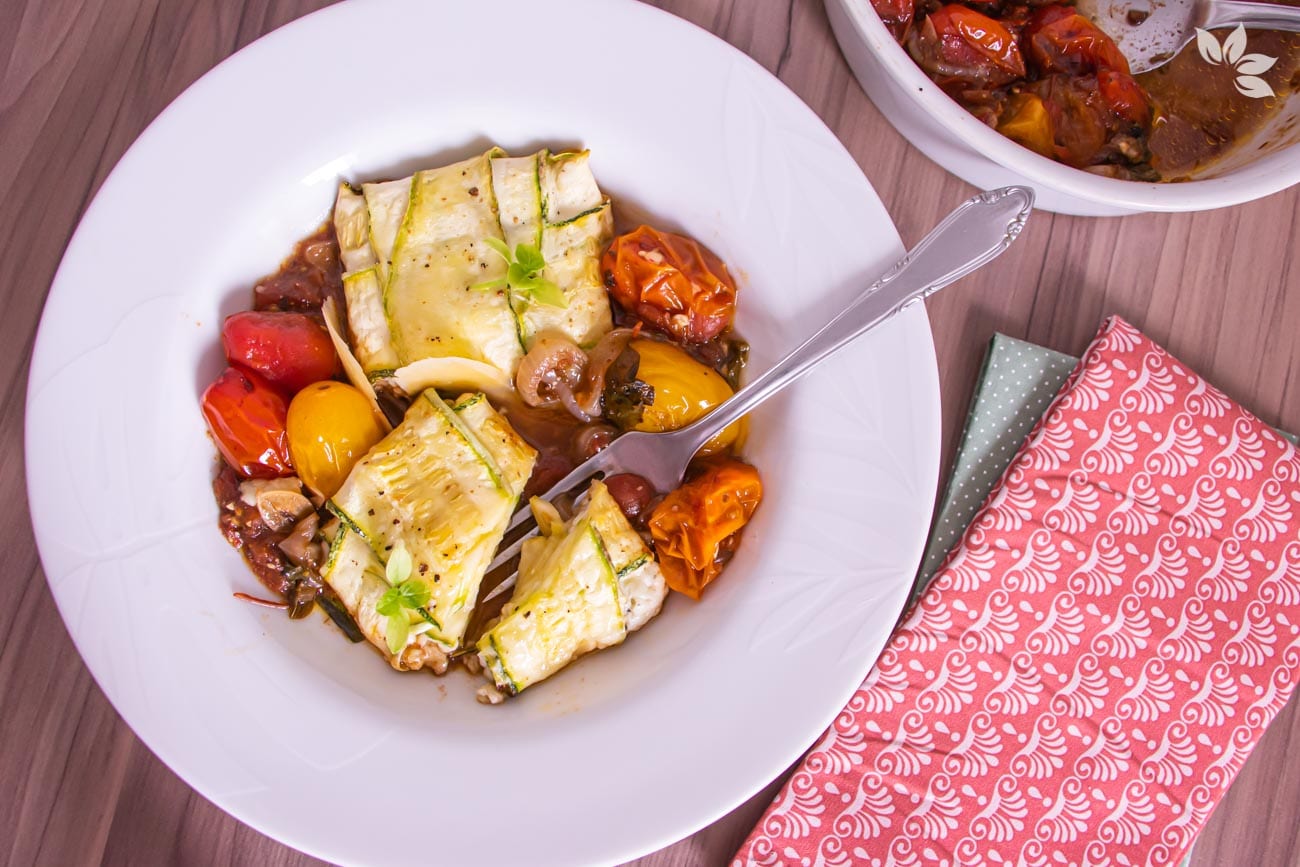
(516, 335, 588, 409)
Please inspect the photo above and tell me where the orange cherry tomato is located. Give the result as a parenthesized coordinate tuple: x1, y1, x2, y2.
(201, 367, 293, 479)
(647, 459, 763, 600)
(601, 226, 737, 344)
(286, 381, 386, 497)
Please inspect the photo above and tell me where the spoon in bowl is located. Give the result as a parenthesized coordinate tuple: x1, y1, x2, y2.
(1074, 0, 1300, 74)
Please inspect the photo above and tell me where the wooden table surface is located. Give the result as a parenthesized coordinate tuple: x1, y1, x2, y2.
(3, 0, 1298, 865)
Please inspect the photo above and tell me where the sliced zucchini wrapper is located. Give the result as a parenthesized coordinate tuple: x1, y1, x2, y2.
(330, 148, 614, 390)
(476, 481, 667, 695)
(320, 520, 449, 672)
(324, 389, 536, 658)
(383, 149, 526, 374)
(492, 149, 614, 351)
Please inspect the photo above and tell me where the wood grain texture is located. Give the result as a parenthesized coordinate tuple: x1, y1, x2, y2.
(1, 0, 1296, 865)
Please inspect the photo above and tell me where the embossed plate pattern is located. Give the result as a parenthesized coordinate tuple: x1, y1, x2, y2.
(25, 1, 940, 864)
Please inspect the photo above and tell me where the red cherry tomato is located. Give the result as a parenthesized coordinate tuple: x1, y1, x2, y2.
(221, 310, 339, 396)
(1026, 5, 1130, 76)
(1097, 68, 1152, 126)
(871, 0, 915, 42)
(907, 6, 1026, 89)
(201, 367, 294, 479)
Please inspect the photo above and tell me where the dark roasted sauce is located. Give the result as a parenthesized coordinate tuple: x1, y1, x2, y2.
(253, 224, 345, 314)
(213, 464, 295, 597)
(1140, 23, 1300, 178)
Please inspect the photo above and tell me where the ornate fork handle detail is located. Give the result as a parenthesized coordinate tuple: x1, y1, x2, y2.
(664, 186, 1036, 457)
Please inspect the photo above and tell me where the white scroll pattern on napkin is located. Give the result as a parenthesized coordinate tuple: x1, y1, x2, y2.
(737, 317, 1300, 867)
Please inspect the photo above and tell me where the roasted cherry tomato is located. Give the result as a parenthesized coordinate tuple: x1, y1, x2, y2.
(601, 226, 737, 344)
(222, 310, 340, 396)
(907, 6, 1026, 89)
(1025, 5, 1129, 76)
(1028, 71, 1151, 167)
(1097, 68, 1152, 127)
(997, 93, 1055, 158)
(201, 367, 294, 479)
(871, 0, 915, 42)
(286, 381, 386, 497)
(625, 338, 744, 457)
(648, 459, 763, 600)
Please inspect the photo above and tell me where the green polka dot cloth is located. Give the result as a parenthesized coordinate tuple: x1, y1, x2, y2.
(914, 334, 1077, 596)
(915, 333, 1296, 600)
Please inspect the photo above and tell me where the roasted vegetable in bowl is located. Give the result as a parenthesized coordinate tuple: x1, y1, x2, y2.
(201, 146, 763, 702)
(879, 0, 1300, 180)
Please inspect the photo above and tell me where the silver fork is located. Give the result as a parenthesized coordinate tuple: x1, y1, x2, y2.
(482, 186, 1035, 603)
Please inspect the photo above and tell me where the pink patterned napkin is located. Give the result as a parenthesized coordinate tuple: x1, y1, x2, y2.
(735, 317, 1300, 866)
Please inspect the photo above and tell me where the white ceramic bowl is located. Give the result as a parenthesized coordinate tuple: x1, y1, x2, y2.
(825, 0, 1300, 215)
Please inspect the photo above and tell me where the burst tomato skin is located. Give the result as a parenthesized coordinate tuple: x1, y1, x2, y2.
(601, 226, 737, 344)
(221, 310, 339, 396)
(201, 366, 294, 479)
(1025, 5, 1129, 76)
(648, 459, 763, 600)
(908, 5, 1026, 90)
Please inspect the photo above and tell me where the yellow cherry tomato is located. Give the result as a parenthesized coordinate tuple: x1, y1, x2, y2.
(286, 381, 385, 497)
(628, 338, 745, 456)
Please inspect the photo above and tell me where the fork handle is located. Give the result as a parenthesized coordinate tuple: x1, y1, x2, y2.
(672, 186, 1035, 449)
(1200, 0, 1300, 31)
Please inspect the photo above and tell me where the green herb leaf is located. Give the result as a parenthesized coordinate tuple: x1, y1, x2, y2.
(514, 243, 546, 274)
(376, 579, 431, 616)
(472, 276, 509, 292)
(385, 610, 410, 655)
(386, 543, 413, 585)
(525, 276, 566, 308)
(506, 262, 531, 287)
(482, 239, 569, 310)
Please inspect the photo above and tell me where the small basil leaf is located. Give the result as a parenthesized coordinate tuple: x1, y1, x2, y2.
(400, 578, 431, 610)
(376, 586, 403, 617)
(528, 278, 567, 309)
(385, 611, 410, 655)
(483, 237, 511, 260)
(386, 543, 413, 584)
(514, 243, 546, 274)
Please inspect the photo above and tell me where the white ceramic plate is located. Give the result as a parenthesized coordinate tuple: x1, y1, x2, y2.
(25, 1, 940, 864)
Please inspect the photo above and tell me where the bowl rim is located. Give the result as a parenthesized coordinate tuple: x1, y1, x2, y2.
(831, 0, 1300, 211)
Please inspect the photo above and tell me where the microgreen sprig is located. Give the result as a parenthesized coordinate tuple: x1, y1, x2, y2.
(474, 238, 567, 309)
(376, 543, 429, 654)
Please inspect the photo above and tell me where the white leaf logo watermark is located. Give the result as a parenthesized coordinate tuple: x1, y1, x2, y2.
(1196, 25, 1277, 99)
